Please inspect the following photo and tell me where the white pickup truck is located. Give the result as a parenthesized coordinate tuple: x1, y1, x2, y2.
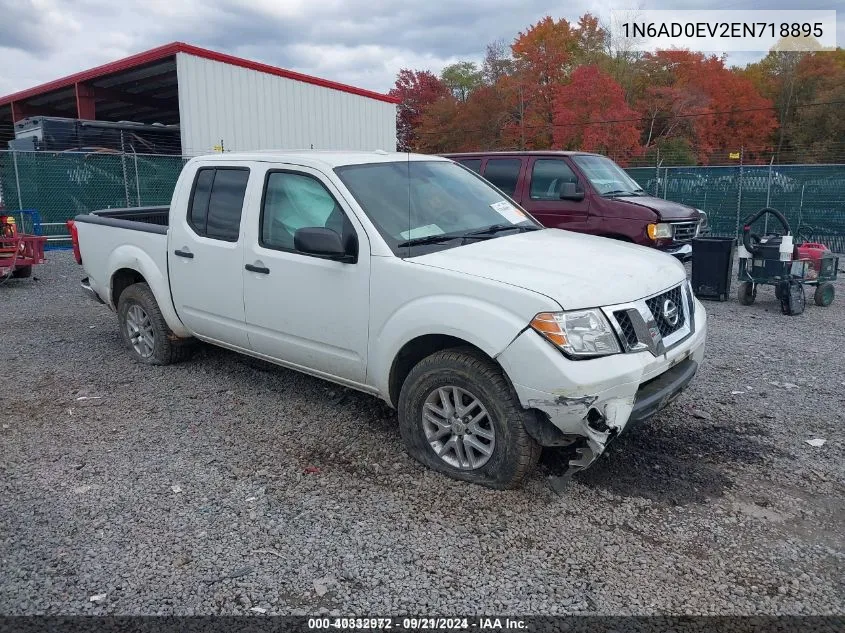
(73, 151, 706, 488)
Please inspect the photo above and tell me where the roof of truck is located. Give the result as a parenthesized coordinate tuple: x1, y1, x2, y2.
(191, 150, 450, 169)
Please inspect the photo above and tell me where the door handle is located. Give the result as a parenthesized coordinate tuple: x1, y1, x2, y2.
(174, 249, 194, 259)
(245, 263, 270, 274)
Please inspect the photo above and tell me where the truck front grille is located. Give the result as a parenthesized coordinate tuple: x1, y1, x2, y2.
(613, 310, 639, 348)
(672, 222, 698, 242)
(646, 286, 686, 337)
(605, 283, 694, 355)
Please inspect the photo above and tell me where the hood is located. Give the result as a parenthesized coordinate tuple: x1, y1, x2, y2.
(412, 229, 687, 310)
(614, 195, 698, 221)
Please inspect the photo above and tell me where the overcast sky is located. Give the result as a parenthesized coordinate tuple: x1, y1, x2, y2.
(0, 0, 842, 98)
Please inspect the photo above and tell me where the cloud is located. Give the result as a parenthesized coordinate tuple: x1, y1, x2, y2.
(0, 0, 843, 98)
(0, 0, 81, 54)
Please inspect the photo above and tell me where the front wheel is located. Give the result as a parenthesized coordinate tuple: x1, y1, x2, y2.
(117, 282, 193, 365)
(814, 282, 835, 307)
(11, 265, 32, 279)
(398, 347, 540, 489)
(738, 281, 757, 305)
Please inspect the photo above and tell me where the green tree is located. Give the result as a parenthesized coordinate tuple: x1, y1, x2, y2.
(440, 61, 483, 102)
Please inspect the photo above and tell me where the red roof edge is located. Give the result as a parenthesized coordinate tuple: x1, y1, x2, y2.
(0, 42, 399, 107)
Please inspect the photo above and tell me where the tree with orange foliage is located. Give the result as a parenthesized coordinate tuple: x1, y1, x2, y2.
(789, 50, 845, 161)
(636, 50, 777, 162)
(553, 65, 641, 162)
(508, 16, 578, 148)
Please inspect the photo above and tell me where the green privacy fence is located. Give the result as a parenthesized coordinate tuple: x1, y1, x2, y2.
(0, 150, 186, 247)
(626, 164, 845, 253)
(0, 150, 843, 252)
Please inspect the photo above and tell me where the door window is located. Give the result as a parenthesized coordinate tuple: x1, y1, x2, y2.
(482, 159, 522, 197)
(260, 171, 350, 253)
(530, 160, 578, 200)
(457, 159, 482, 173)
(187, 167, 249, 241)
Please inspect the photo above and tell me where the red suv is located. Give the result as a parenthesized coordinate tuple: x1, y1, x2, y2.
(443, 151, 705, 259)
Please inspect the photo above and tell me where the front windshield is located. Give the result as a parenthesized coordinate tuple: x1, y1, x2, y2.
(572, 155, 644, 197)
(335, 160, 541, 256)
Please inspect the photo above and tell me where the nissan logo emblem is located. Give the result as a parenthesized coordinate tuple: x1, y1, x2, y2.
(662, 299, 680, 326)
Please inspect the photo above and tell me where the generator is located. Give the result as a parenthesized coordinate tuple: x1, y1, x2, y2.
(736, 207, 838, 315)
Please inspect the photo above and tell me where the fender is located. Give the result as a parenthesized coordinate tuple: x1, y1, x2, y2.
(105, 244, 191, 338)
(368, 293, 531, 396)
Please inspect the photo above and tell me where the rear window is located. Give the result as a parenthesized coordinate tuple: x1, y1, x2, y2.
(482, 159, 522, 197)
(188, 167, 249, 242)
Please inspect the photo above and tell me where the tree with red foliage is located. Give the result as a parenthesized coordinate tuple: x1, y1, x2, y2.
(388, 69, 450, 151)
(553, 65, 641, 161)
(636, 50, 777, 161)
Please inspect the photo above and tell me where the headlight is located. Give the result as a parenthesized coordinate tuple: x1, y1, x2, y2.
(530, 309, 621, 358)
(647, 223, 673, 240)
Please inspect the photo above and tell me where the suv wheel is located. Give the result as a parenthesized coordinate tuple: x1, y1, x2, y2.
(398, 347, 540, 489)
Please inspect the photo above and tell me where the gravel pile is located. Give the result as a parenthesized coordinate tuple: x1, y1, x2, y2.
(1, 252, 843, 615)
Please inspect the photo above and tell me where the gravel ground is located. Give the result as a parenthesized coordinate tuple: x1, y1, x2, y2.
(1, 251, 843, 616)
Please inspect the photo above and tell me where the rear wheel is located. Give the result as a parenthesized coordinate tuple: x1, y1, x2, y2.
(737, 281, 756, 305)
(398, 347, 540, 489)
(11, 265, 32, 279)
(814, 282, 834, 307)
(117, 282, 193, 365)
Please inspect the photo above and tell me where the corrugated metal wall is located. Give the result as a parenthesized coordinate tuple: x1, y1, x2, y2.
(176, 53, 396, 154)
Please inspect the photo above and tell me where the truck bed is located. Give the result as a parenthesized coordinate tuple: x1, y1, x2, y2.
(73, 205, 171, 308)
(76, 206, 169, 234)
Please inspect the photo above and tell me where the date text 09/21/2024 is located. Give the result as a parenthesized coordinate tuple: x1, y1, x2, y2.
(307, 617, 527, 630)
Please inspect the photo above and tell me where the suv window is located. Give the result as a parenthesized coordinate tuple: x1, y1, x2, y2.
(261, 171, 350, 253)
(188, 167, 249, 241)
(482, 159, 522, 197)
(457, 159, 482, 174)
(530, 159, 578, 200)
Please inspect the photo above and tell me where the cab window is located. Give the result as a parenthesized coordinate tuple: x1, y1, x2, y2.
(482, 159, 522, 197)
(530, 160, 578, 200)
(188, 167, 249, 242)
(260, 171, 352, 254)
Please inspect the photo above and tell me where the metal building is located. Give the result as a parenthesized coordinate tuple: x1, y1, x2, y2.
(0, 42, 398, 154)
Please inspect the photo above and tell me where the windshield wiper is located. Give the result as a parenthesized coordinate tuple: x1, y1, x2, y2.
(461, 223, 541, 242)
(397, 233, 463, 248)
(602, 189, 636, 197)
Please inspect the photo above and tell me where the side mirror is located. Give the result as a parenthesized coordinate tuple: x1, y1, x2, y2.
(294, 227, 356, 262)
(560, 182, 585, 201)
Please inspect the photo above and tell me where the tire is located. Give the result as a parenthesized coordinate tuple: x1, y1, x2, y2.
(774, 284, 783, 301)
(814, 282, 835, 307)
(117, 282, 193, 365)
(11, 265, 32, 279)
(737, 281, 757, 305)
(780, 282, 806, 316)
(398, 347, 541, 489)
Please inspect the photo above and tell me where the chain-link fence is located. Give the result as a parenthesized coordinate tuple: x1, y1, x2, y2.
(626, 164, 845, 252)
(0, 149, 843, 252)
(0, 150, 186, 248)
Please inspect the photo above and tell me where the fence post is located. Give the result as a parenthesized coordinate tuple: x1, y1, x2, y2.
(12, 150, 23, 210)
(797, 184, 805, 237)
(764, 154, 774, 233)
(119, 132, 130, 207)
(735, 146, 744, 237)
(134, 150, 141, 206)
(654, 147, 660, 196)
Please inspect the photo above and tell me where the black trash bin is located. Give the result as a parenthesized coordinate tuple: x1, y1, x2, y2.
(692, 237, 736, 301)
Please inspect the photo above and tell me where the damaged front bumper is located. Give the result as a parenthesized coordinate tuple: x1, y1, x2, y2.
(497, 296, 707, 474)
